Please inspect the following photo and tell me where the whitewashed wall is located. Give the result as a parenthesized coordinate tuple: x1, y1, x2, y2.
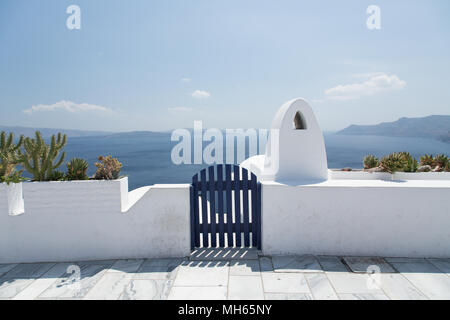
(0, 178, 191, 263)
(329, 170, 450, 181)
(261, 179, 450, 258)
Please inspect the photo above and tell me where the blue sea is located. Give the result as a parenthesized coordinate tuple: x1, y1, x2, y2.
(62, 133, 450, 191)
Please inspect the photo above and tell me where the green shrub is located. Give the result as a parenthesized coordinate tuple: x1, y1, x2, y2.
(0, 171, 26, 184)
(66, 158, 89, 180)
(363, 155, 379, 169)
(21, 131, 67, 181)
(93, 155, 122, 180)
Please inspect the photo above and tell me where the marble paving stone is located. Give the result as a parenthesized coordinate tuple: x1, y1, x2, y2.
(305, 273, 339, 300)
(168, 286, 227, 300)
(261, 273, 310, 294)
(339, 293, 390, 300)
(264, 293, 313, 300)
(134, 265, 178, 280)
(378, 273, 428, 300)
(229, 260, 260, 276)
(84, 273, 133, 300)
(385, 257, 426, 263)
(343, 257, 396, 273)
(2, 263, 55, 279)
(228, 276, 264, 300)
(0, 278, 34, 298)
(389, 260, 450, 299)
(119, 279, 172, 300)
(272, 255, 322, 273)
(259, 257, 274, 273)
(38, 263, 110, 299)
(12, 263, 72, 300)
(141, 258, 185, 267)
(76, 259, 117, 265)
(190, 248, 259, 261)
(326, 272, 384, 294)
(317, 256, 348, 272)
(427, 258, 450, 274)
(0, 264, 18, 277)
(109, 259, 144, 274)
(173, 261, 229, 287)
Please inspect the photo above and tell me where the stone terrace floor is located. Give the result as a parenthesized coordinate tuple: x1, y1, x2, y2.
(1, 249, 450, 300)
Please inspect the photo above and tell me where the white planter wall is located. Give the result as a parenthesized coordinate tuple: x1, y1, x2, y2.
(329, 170, 450, 181)
(261, 179, 450, 258)
(0, 178, 191, 263)
(0, 183, 25, 215)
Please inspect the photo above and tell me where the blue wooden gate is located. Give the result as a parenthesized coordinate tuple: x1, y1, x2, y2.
(190, 164, 261, 250)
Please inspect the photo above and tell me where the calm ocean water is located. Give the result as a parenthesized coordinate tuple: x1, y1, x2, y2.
(62, 133, 450, 191)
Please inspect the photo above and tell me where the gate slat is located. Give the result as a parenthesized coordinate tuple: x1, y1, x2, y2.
(225, 165, 233, 247)
(192, 174, 200, 248)
(216, 165, 225, 247)
(257, 182, 262, 250)
(242, 168, 250, 247)
(250, 173, 257, 247)
(208, 166, 217, 247)
(233, 165, 242, 247)
(189, 185, 195, 250)
(200, 169, 209, 247)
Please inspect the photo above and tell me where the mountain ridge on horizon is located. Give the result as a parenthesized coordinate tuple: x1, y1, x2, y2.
(2, 114, 450, 142)
(337, 115, 450, 143)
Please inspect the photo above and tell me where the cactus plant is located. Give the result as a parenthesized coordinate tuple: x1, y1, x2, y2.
(66, 158, 89, 180)
(363, 155, 379, 169)
(433, 154, 449, 171)
(0, 131, 25, 180)
(46, 170, 66, 181)
(94, 155, 122, 180)
(398, 152, 418, 172)
(420, 154, 434, 166)
(379, 152, 409, 173)
(21, 131, 67, 181)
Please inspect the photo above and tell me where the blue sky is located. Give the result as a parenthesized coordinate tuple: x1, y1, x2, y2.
(1, 0, 449, 132)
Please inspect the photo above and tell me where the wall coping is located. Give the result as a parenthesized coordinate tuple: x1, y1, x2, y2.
(261, 179, 450, 188)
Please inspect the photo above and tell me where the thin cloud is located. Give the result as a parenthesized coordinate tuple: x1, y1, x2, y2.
(191, 90, 211, 99)
(351, 72, 385, 78)
(168, 106, 193, 112)
(325, 73, 406, 101)
(23, 100, 114, 115)
(181, 78, 191, 83)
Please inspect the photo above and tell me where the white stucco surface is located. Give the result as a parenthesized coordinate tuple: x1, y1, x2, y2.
(261, 180, 450, 258)
(0, 178, 191, 263)
(329, 170, 450, 181)
(242, 98, 328, 183)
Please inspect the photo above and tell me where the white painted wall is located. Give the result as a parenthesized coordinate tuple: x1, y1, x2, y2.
(0, 182, 24, 215)
(0, 178, 191, 263)
(262, 179, 450, 258)
(329, 170, 450, 181)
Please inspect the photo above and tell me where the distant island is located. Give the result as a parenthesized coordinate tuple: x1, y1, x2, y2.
(337, 115, 450, 143)
(0, 125, 112, 138)
(0, 125, 171, 140)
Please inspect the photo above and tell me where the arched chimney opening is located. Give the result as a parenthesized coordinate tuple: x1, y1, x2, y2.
(293, 111, 307, 130)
